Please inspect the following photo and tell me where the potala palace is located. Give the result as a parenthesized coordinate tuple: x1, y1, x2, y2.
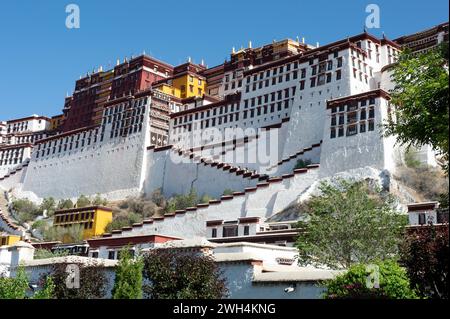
(0, 22, 448, 298)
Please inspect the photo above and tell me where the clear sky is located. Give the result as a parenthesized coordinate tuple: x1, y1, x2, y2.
(0, 0, 448, 120)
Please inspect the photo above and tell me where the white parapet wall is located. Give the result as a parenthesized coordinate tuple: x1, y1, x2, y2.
(109, 165, 320, 238)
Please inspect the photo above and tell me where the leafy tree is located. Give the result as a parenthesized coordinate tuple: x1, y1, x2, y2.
(112, 248, 144, 299)
(44, 224, 84, 243)
(294, 158, 312, 169)
(11, 199, 40, 224)
(33, 276, 55, 299)
(76, 195, 91, 208)
(143, 249, 228, 299)
(383, 43, 449, 174)
(400, 224, 449, 299)
(91, 194, 108, 206)
(49, 262, 108, 299)
(39, 197, 57, 217)
(0, 266, 29, 299)
(57, 199, 74, 210)
(105, 211, 142, 232)
(324, 260, 418, 299)
(296, 179, 407, 269)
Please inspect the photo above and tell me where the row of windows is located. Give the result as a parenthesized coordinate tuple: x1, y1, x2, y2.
(0, 148, 25, 166)
(35, 129, 100, 159)
(54, 211, 95, 223)
(174, 99, 292, 133)
(330, 121, 375, 138)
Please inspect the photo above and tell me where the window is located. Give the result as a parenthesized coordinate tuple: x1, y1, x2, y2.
(347, 125, 357, 136)
(326, 73, 332, 83)
(211, 228, 217, 238)
(360, 122, 366, 133)
(310, 77, 316, 88)
(330, 128, 336, 139)
(331, 116, 336, 126)
(300, 80, 305, 90)
(418, 213, 426, 225)
(108, 251, 116, 260)
(369, 108, 375, 119)
(368, 121, 375, 131)
(301, 68, 306, 78)
(338, 126, 344, 137)
(311, 65, 317, 75)
(223, 226, 238, 237)
(337, 57, 343, 68)
(243, 225, 250, 236)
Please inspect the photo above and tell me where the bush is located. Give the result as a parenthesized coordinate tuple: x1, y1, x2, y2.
(34, 249, 69, 260)
(294, 159, 312, 170)
(91, 194, 108, 206)
(112, 248, 144, 299)
(39, 197, 56, 217)
(0, 266, 53, 299)
(400, 224, 449, 299)
(57, 199, 74, 210)
(143, 249, 228, 299)
(105, 211, 143, 233)
(49, 262, 108, 299)
(164, 188, 198, 214)
(11, 199, 40, 224)
(76, 195, 91, 208)
(222, 189, 234, 196)
(395, 165, 449, 202)
(43, 224, 84, 243)
(324, 260, 418, 299)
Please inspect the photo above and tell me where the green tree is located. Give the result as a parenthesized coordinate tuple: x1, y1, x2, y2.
(400, 224, 449, 299)
(143, 249, 228, 299)
(91, 194, 108, 206)
(76, 195, 91, 208)
(57, 199, 74, 210)
(49, 263, 107, 299)
(39, 197, 57, 217)
(112, 248, 144, 299)
(33, 276, 55, 299)
(0, 266, 29, 299)
(383, 43, 449, 173)
(296, 179, 407, 269)
(44, 224, 84, 243)
(324, 260, 418, 299)
(11, 198, 40, 224)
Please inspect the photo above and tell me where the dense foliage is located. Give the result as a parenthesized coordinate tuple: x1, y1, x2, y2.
(324, 260, 418, 299)
(296, 179, 407, 269)
(400, 224, 449, 299)
(0, 266, 54, 299)
(383, 43, 449, 174)
(49, 262, 108, 299)
(143, 249, 228, 299)
(112, 249, 144, 299)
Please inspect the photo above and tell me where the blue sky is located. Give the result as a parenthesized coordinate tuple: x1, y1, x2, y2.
(0, 0, 448, 120)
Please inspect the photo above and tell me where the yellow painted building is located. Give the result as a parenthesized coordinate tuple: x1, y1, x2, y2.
(154, 62, 206, 99)
(53, 206, 113, 241)
(172, 73, 206, 99)
(0, 234, 21, 246)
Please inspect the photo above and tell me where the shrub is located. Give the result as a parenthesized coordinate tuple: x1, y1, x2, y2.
(34, 249, 69, 260)
(222, 189, 234, 196)
(57, 199, 74, 210)
(400, 224, 449, 299)
(294, 159, 312, 170)
(43, 224, 84, 243)
(39, 197, 56, 217)
(91, 194, 108, 206)
(76, 195, 91, 208)
(49, 262, 108, 299)
(324, 260, 418, 299)
(395, 165, 449, 202)
(143, 249, 228, 299)
(112, 248, 144, 299)
(11, 199, 40, 224)
(0, 266, 29, 299)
